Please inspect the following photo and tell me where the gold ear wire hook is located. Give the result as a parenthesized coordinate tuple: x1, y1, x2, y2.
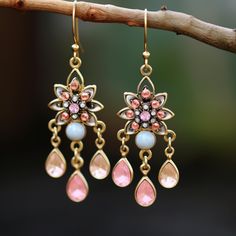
(72, 0, 79, 46)
(70, 0, 81, 68)
(144, 9, 148, 53)
(140, 9, 152, 77)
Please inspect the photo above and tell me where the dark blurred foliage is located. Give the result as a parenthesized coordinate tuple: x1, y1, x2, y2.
(0, 0, 235, 235)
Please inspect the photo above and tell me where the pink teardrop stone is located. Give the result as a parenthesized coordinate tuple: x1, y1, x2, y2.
(66, 172, 88, 202)
(112, 158, 132, 187)
(135, 178, 156, 207)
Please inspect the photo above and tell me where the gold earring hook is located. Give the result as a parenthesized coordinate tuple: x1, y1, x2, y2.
(70, 0, 81, 68)
(140, 9, 152, 77)
(72, 0, 79, 45)
(144, 8, 148, 53)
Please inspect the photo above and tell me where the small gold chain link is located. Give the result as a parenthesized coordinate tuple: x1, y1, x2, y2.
(69, 56, 81, 69)
(93, 121, 106, 133)
(139, 149, 152, 175)
(164, 130, 176, 159)
(164, 129, 176, 142)
(70, 141, 83, 152)
(118, 130, 130, 157)
(71, 147, 84, 169)
(120, 137, 129, 157)
(48, 119, 61, 148)
(94, 121, 106, 149)
(117, 129, 130, 142)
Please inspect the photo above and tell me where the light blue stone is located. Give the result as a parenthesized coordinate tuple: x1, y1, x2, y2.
(135, 131, 156, 149)
(66, 122, 86, 141)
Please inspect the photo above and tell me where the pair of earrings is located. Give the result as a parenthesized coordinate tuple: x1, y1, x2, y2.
(45, 2, 179, 207)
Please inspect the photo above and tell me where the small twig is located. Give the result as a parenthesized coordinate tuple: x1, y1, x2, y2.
(0, 0, 235, 53)
(160, 5, 168, 11)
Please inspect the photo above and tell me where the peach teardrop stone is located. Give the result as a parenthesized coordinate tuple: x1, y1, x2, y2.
(158, 160, 179, 188)
(89, 150, 110, 180)
(112, 158, 133, 187)
(45, 148, 66, 178)
(135, 177, 156, 207)
(66, 171, 89, 202)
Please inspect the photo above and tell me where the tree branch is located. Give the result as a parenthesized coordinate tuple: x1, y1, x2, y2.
(0, 0, 236, 53)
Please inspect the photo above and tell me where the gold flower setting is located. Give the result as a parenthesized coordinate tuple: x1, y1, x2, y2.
(48, 69, 103, 126)
(117, 77, 174, 135)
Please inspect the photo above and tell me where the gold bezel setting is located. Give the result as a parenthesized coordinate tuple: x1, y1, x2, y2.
(66, 170, 89, 203)
(134, 176, 157, 207)
(112, 157, 134, 188)
(158, 159, 179, 189)
(89, 149, 111, 180)
(45, 148, 67, 178)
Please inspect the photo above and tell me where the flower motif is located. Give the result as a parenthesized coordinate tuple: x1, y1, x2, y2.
(117, 77, 174, 135)
(48, 68, 103, 126)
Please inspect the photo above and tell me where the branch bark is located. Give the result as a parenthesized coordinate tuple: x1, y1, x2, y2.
(0, 0, 236, 53)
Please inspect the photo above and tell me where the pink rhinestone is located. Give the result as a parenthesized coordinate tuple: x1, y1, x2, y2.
(151, 100, 160, 109)
(70, 79, 79, 91)
(131, 99, 140, 109)
(140, 111, 151, 122)
(61, 112, 69, 120)
(81, 92, 90, 101)
(126, 110, 134, 119)
(80, 112, 89, 122)
(131, 121, 139, 130)
(157, 110, 165, 119)
(60, 92, 70, 101)
(141, 88, 151, 99)
(152, 122, 160, 131)
(69, 103, 79, 114)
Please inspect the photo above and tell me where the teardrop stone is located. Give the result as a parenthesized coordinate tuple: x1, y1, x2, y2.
(112, 158, 133, 187)
(45, 148, 66, 178)
(66, 171, 89, 202)
(158, 160, 179, 188)
(89, 150, 110, 179)
(135, 177, 156, 207)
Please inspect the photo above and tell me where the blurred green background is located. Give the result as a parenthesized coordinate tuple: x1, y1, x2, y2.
(0, 0, 235, 235)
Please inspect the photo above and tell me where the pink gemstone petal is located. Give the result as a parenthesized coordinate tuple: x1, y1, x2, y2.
(66, 171, 89, 202)
(131, 99, 140, 109)
(54, 84, 70, 100)
(131, 121, 140, 130)
(151, 100, 160, 109)
(55, 110, 69, 125)
(126, 110, 135, 119)
(70, 78, 80, 91)
(82, 85, 96, 101)
(157, 110, 165, 119)
(141, 88, 151, 99)
(135, 177, 156, 207)
(112, 158, 133, 187)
